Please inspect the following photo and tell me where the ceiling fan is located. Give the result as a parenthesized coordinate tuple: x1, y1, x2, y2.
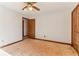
(22, 2, 40, 11)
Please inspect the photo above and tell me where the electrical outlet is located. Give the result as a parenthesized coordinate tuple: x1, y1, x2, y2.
(1, 40, 4, 42)
(44, 35, 46, 38)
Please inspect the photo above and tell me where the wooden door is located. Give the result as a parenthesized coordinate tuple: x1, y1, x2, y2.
(77, 6, 79, 32)
(72, 7, 77, 33)
(72, 6, 77, 45)
(72, 4, 79, 53)
(27, 19, 35, 38)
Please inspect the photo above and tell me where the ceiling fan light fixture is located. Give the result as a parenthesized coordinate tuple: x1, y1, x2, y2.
(28, 6, 33, 11)
(22, 2, 40, 11)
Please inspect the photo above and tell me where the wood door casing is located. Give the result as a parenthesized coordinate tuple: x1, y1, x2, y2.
(27, 19, 35, 38)
(22, 18, 24, 38)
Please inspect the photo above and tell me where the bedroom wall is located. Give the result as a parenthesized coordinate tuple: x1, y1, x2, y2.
(0, 5, 23, 47)
(35, 11, 71, 44)
(0, 2, 77, 46)
(22, 2, 77, 44)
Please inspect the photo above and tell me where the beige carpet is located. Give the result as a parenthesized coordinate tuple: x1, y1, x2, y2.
(1, 38, 78, 56)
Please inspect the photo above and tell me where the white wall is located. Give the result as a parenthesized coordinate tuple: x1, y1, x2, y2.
(24, 19, 27, 36)
(0, 3, 76, 46)
(0, 5, 23, 47)
(35, 11, 71, 44)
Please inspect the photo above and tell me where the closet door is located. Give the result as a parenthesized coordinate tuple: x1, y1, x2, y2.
(76, 6, 79, 52)
(72, 5, 79, 53)
(72, 7, 77, 46)
(27, 19, 35, 38)
(72, 7, 77, 33)
(77, 6, 79, 32)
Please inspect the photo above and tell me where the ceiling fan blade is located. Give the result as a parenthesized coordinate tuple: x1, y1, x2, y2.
(22, 6, 27, 10)
(33, 6, 40, 11)
(27, 2, 37, 5)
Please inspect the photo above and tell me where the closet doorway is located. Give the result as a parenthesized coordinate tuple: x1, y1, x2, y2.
(22, 17, 35, 39)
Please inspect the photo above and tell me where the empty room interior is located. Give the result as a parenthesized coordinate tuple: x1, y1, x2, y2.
(0, 2, 79, 56)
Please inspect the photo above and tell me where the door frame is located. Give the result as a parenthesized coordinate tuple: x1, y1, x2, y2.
(22, 17, 28, 39)
(22, 17, 24, 39)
